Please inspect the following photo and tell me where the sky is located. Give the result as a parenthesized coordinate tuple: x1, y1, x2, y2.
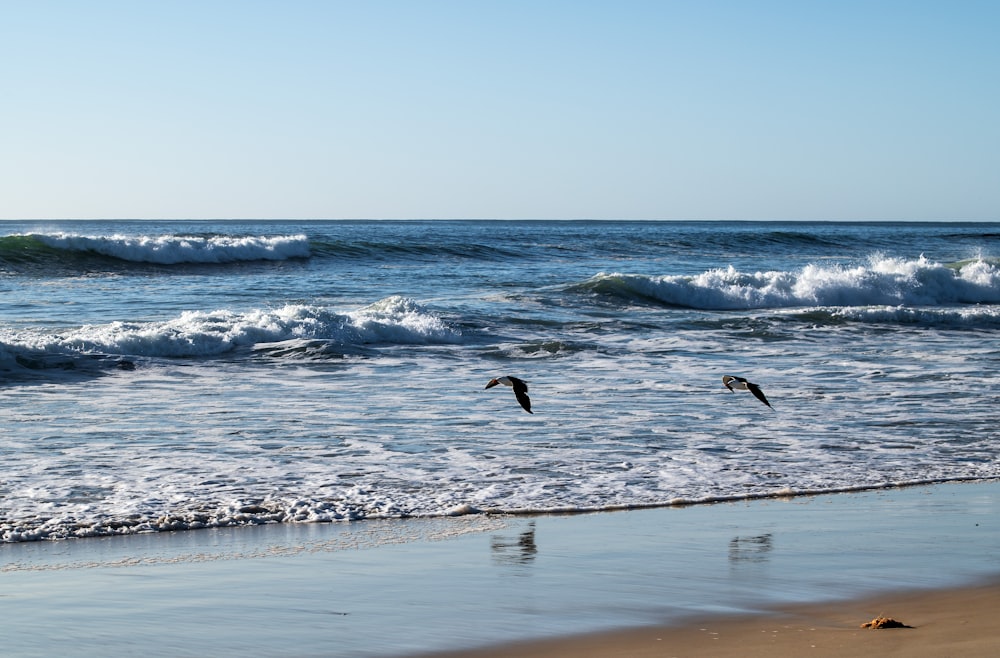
(1, 1, 998, 221)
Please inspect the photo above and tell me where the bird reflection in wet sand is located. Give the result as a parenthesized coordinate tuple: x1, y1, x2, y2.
(728, 533, 773, 563)
(491, 522, 537, 566)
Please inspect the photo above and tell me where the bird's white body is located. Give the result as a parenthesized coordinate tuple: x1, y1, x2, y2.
(486, 376, 533, 413)
(722, 375, 772, 409)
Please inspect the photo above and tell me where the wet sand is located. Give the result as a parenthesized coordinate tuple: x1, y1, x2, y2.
(1, 480, 998, 656)
(420, 580, 1000, 657)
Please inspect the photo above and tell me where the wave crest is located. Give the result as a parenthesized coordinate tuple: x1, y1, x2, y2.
(575, 256, 1000, 310)
(1, 296, 461, 362)
(19, 232, 311, 264)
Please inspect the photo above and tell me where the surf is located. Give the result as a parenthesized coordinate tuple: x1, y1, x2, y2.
(0, 296, 463, 374)
(572, 255, 1000, 310)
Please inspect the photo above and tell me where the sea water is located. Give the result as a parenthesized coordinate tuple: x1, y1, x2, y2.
(1, 220, 998, 542)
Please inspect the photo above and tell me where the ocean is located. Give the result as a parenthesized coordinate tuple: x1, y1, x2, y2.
(2, 220, 998, 543)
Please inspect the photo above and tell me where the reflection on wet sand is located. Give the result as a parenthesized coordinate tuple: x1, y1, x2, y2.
(728, 533, 773, 563)
(491, 522, 537, 566)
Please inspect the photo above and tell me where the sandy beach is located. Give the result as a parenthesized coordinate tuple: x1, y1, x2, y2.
(2, 480, 998, 657)
(421, 579, 1000, 657)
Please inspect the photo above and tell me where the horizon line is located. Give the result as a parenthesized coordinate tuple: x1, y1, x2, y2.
(2, 217, 997, 223)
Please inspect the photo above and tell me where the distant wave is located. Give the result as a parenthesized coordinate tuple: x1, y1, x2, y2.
(573, 256, 1000, 310)
(0, 231, 540, 273)
(1, 232, 310, 267)
(310, 237, 524, 262)
(0, 297, 460, 370)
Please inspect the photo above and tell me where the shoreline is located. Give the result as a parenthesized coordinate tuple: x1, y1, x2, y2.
(2, 475, 990, 546)
(1, 480, 997, 657)
(416, 579, 1000, 657)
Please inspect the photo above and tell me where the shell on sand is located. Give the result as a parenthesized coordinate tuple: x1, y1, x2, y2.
(861, 616, 912, 629)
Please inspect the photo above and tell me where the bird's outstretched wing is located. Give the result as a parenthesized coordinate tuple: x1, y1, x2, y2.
(507, 376, 533, 413)
(746, 382, 772, 408)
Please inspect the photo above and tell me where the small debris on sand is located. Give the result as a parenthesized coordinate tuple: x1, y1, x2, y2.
(861, 616, 912, 629)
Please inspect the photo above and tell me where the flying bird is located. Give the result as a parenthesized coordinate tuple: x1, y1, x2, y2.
(485, 376, 533, 413)
(722, 375, 772, 409)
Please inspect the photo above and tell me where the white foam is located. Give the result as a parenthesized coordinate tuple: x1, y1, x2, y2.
(831, 304, 1000, 328)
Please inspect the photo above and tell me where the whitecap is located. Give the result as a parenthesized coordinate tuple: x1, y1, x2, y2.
(579, 256, 1000, 310)
(28, 232, 311, 264)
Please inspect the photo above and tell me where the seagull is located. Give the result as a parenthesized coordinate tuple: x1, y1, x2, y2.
(722, 375, 772, 408)
(485, 376, 533, 413)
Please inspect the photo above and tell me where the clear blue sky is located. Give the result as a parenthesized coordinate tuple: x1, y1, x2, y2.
(1, 1, 997, 220)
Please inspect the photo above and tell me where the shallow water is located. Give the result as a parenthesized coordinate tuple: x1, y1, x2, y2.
(0, 482, 997, 657)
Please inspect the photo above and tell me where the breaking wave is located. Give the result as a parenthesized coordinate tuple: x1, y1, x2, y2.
(1, 232, 310, 267)
(0, 296, 460, 374)
(574, 256, 1000, 310)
